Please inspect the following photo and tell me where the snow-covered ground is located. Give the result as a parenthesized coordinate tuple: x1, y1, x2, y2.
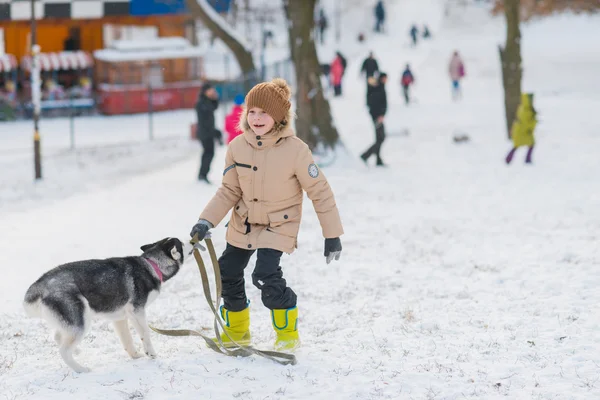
(2, 0, 600, 399)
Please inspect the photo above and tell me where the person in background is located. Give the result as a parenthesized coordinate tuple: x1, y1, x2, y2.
(506, 93, 538, 165)
(400, 64, 415, 105)
(409, 24, 419, 47)
(448, 50, 466, 100)
(423, 25, 431, 39)
(361, 73, 388, 167)
(316, 8, 329, 45)
(360, 51, 380, 81)
(361, 52, 380, 104)
(0, 81, 17, 121)
(195, 83, 221, 184)
(225, 94, 245, 144)
(330, 52, 346, 96)
(374, 1, 385, 33)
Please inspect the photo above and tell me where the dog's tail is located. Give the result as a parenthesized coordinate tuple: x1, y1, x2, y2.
(23, 282, 43, 318)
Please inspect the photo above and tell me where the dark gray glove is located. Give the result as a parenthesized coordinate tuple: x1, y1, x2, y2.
(190, 219, 213, 242)
(324, 237, 342, 264)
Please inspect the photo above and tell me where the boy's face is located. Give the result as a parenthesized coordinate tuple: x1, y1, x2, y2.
(247, 107, 275, 136)
(205, 88, 218, 99)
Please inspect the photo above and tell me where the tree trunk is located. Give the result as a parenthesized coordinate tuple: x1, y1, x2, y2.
(283, 0, 339, 149)
(499, 0, 522, 139)
(185, 0, 256, 88)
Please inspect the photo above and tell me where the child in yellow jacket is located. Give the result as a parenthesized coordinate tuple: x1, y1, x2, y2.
(506, 93, 538, 164)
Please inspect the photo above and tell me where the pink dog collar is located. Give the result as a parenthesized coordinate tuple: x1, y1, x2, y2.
(144, 258, 163, 283)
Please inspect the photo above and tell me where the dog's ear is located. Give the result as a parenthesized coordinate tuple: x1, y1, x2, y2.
(170, 245, 182, 262)
(140, 243, 155, 252)
(140, 238, 168, 253)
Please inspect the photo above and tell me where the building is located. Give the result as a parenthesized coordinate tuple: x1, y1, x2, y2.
(0, 0, 193, 61)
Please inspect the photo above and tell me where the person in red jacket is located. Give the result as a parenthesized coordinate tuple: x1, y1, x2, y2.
(400, 64, 415, 105)
(225, 94, 245, 144)
(330, 52, 346, 97)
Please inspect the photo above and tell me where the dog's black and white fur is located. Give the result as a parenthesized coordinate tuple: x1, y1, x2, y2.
(23, 237, 191, 373)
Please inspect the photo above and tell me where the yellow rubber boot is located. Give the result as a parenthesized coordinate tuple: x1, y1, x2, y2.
(213, 305, 251, 348)
(271, 307, 300, 351)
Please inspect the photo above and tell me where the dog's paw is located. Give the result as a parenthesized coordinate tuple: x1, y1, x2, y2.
(128, 351, 143, 359)
(145, 350, 157, 359)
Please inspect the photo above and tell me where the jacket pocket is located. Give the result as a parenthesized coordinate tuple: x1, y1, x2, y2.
(268, 205, 301, 227)
(267, 205, 301, 238)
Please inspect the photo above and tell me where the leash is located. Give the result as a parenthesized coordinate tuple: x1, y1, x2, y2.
(149, 236, 297, 366)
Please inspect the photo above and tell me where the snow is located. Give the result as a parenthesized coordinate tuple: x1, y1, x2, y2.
(107, 38, 193, 52)
(94, 38, 205, 63)
(2, 0, 600, 398)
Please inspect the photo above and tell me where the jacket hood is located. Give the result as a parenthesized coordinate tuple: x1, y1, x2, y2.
(238, 106, 296, 149)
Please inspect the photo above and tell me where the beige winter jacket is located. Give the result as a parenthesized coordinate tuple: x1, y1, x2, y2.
(199, 111, 344, 254)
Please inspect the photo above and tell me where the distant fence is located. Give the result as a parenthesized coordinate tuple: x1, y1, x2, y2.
(0, 58, 295, 123)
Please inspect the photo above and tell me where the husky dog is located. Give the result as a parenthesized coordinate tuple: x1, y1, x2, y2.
(23, 237, 191, 373)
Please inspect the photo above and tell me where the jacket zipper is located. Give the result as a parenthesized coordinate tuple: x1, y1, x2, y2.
(261, 148, 270, 225)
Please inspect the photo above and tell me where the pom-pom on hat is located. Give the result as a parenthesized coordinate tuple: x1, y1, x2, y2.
(245, 78, 292, 123)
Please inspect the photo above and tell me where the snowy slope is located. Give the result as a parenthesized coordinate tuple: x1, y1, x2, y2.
(2, 0, 600, 399)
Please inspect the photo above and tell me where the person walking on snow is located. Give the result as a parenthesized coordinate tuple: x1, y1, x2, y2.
(361, 52, 380, 103)
(330, 52, 346, 96)
(506, 93, 538, 164)
(374, 1, 385, 33)
(448, 50, 465, 100)
(360, 51, 380, 81)
(316, 8, 328, 45)
(190, 78, 344, 351)
(196, 83, 221, 183)
(361, 73, 388, 167)
(410, 24, 419, 46)
(225, 94, 245, 144)
(400, 64, 415, 105)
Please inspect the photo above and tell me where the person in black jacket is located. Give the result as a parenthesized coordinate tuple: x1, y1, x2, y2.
(374, 1, 385, 33)
(361, 73, 388, 167)
(360, 52, 380, 81)
(361, 52, 381, 104)
(195, 83, 221, 183)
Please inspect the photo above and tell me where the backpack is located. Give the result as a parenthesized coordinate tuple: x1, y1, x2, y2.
(401, 71, 413, 86)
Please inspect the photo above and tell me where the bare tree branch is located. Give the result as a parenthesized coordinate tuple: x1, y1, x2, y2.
(185, 0, 256, 85)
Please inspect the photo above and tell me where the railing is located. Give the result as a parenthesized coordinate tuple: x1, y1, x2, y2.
(0, 58, 296, 121)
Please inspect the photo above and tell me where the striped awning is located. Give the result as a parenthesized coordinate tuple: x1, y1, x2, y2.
(0, 54, 18, 73)
(21, 51, 94, 71)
